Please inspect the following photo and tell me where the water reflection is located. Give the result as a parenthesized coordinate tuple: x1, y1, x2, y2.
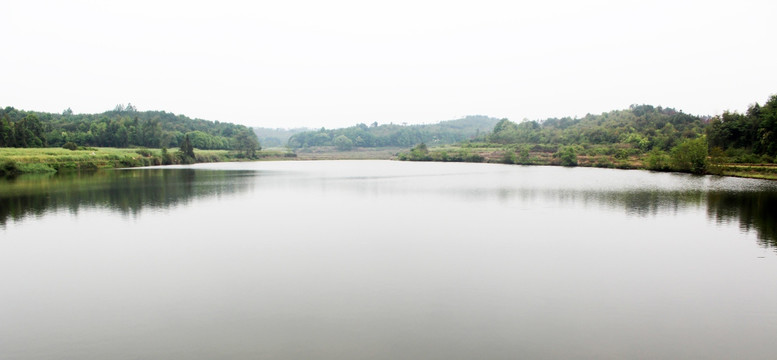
(2, 163, 776, 249)
(0, 169, 256, 225)
(707, 190, 777, 248)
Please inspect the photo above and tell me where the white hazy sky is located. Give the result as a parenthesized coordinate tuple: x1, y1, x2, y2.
(2, 0, 775, 129)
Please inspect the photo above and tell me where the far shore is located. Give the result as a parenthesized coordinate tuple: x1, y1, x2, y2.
(2, 146, 776, 181)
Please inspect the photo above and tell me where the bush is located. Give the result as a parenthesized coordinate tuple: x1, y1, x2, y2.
(17, 163, 56, 173)
(501, 148, 516, 164)
(161, 148, 174, 165)
(517, 146, 531, 164)
(670, 137, 708, 174)
(557, 146, 578, 166)
(135, 148, 153, 157)
(62, 142, 78, 150)
(0, 160, 20, 177)
(646, 149, 671, 171)
(333, 135, 354, 151)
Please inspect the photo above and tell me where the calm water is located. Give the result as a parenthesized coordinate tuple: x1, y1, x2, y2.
(2, 160, 777, 359)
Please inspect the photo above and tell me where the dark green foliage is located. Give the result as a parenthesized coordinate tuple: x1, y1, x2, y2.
(671, 137, 709, 174)
(646, 149, 671, 171)
(485, 105, 702, 151)
(62, 142, 78, 150)
(1, 113, 48, 148)
(0, 105, 259, 151)
(177, 135, 196, 164)
(706, 95, 777, 156)
(161, 147, 174, 165)
(237, 129, 261, 158)
(0, 160, 20, 177)
(557, 146, 578, 166)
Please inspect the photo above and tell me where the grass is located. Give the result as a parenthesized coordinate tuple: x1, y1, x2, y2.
(711, 164, 777, 180)
(0, 147, 234, 175)
(293, 146, 404, 160)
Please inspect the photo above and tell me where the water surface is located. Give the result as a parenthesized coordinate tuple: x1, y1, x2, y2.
(2, 161, 776, 359)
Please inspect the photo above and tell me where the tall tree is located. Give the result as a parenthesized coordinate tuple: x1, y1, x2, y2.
(179, 134, 195, 160)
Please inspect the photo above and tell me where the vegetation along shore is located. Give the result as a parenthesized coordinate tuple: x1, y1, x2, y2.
(396, 95, 777, 180)
(2, 94, 776, 180)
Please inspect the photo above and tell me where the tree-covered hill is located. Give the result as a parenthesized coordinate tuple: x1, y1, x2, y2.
(707, 94, 777, 156)
(478, 95, 777, 160)
(483, 104, 706, 151)
(399, 95, 777, 178)
(287, 115, 500, 149)
(0, 104, 259, 152)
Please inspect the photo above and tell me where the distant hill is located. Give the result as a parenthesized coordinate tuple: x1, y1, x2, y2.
(253, 127, 310, 148)
(0, 104, 258, 151)
(287, 115, 500, 148)
(484, 105, 705, 151)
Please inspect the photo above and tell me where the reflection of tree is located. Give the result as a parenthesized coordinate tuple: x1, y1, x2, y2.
(575, 190, 777, 249)
(0, 169, 256, 225)
(488, 188, 777, 250)
(706, 191, 777, 249)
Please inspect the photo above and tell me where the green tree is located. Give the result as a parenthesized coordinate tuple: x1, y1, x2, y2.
(646, 148, 671, 171)
(408, 143, 431, 160)
(178, 134, 195, 164)
(235, 129, 260, 158)
(0, 117, 11, 147)
(671, 137, 708, 174)
(557, 146, 578, 166)
(334, 135, 353, 151)
(501, 147, 516, 164)
(517, 145, 531, 164)
(161, 147, 174, 165)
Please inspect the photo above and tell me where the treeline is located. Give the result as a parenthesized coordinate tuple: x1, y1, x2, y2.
(472, 104, 713, 173)
(707, 95, 777, 157)
(484, 104, 704, 151)
(287, 115, 499, 149)
(0, 104, 260, 155)
(401, 95, 777, 176)
(480, 95, 777, 163)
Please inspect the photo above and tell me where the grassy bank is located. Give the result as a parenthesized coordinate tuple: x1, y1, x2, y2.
(398, 144, 777, 181)
(0, 147, 295, 176)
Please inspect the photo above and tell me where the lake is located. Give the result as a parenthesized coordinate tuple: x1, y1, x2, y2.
(2, 160, 776, 359)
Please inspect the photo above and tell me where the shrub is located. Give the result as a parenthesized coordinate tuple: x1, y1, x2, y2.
(557, 146, 578, 166)
(62, 142, 78, 150)
(517, 146, 531, 164)
(17, 163, 56, 173)
(161, 148, 174, 165)
(646, 149, 671, 171)
(0, 160, 20, 177)
(670, 137, 708, 174)
(501, 148, 516, 164)
(135, 148, 153, 157)
(333, 135, 354, 151)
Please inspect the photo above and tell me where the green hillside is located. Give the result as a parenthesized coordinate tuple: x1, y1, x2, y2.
(0, 104, 259, 153)
(287, 115, 499, 149)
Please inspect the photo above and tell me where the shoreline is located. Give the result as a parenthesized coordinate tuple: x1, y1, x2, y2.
(3, 146, 776, 181)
